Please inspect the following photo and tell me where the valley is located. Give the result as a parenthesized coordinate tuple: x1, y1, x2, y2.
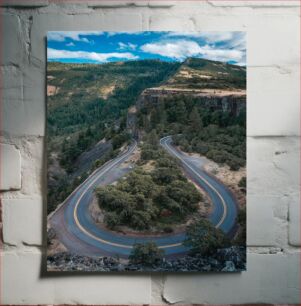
(47, 57, 246, 271)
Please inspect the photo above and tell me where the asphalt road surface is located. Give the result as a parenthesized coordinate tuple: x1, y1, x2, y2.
(49, 137, 238, 258)
(160, 136, 238, 235)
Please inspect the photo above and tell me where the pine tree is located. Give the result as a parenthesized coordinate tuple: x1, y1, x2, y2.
(189, 107, 203, 131)
(174, 100, 187, 124)
(148, 129, 159, 146)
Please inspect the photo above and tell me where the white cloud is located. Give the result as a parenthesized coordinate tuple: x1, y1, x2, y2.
(47, 31, 103, 43)
(118, 42, 137, 50)
(140, 39, 245, 64)
(199, 32, 237, 43)
(47, 48, 138, 63)
(166, 31, 245, 45)
(164, 32, 246, 57)
(199, 45, 244, 64)
(141, 40, 198, 60)
(66, 42, 75, 47)
(224, 32, 246, 51)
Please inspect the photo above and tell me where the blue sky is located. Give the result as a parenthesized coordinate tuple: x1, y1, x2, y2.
(47, 31, 246, 66)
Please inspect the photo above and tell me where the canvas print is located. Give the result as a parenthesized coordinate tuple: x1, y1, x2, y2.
(47, 31, 246, 272)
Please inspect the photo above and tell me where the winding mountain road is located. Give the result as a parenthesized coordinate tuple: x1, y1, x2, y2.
(49, 136, 238, 258)
(160, 136, 238, 234)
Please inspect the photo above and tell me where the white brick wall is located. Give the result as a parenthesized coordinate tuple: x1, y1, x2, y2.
(162, 253, 300, 304)
(0, 0, 49, 7)
(289, 193, 300, 246)
(1, 13, 26, 66)
(0, 1, 300, 304)
(2, 198, 44, 246)
(2, 251, 151, 305)
(0, 143, 21, 191)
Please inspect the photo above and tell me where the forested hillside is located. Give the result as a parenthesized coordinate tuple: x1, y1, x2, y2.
(96, 144, 203, 232)
(137, 94, 246, 170)
(94, 58, 246, 234)
(47, 60, 180, 213)
(47, 58, 246, 214)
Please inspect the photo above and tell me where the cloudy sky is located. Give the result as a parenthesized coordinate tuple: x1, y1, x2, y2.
(47, 31, 246, 66)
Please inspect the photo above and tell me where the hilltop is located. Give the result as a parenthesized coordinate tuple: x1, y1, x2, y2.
(161, 57, 246, 90)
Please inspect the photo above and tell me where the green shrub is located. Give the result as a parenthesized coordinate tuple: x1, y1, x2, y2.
(156, 157, 178, 168)
(206, 149, 227, 164)
(112, 132, 130, 150)
(184, 218, 229, 255)
(129, 242, 164, 266)
(234, 208, 246, 246)
(228, 160, 240, 171)
(104, 212, 120, 229)
(151, 167, 184, 185)
(166, 180, 202, 213)
(141, 148, 157, 161)
(163, 226, 173, 233)
(96, 146, 202, 231)
(238, 177, 246, 188)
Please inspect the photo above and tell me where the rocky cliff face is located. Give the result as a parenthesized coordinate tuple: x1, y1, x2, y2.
(126, 105, 139, 139)
(137, 88, 246, 117)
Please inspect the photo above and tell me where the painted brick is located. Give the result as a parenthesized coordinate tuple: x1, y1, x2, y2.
(2, 13, 26, 66)
(19, 137, 44, 196)
(22, 66, 46, 136)
(248, 65, 300, 136)
(148, 1, 176, 8)
(0, 0, 49, 6)
(86, 1, 149, 8)
(248, 137, 299, 197)
(206, 0, 300, 7)
(247, 13, 300, 68)
(102, 12, 143, 31)
(1, 65, 22, 135)
(0, 66, 22, 102)
(66, 0, 176, 8)
(2, 198, 44, 246)
(163, 253, 300, 304)
(0, 143, 21, 191)
(149, 15, 195, 31)
(1, 65, 45, 136)
(2, 251, 151, 304)
(288, 193, 300, 246)
(247, 195, 288, 246)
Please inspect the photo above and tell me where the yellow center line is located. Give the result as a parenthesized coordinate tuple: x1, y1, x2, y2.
(160, 136, 227, 228)
(73, 141, 183, 249)
(72, 137, 228, 251)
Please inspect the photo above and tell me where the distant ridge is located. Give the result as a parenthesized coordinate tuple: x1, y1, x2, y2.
(162, 57, 246, 91)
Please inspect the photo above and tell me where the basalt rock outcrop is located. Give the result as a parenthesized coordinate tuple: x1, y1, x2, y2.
(137, 88, 246, 117)
(47, 246, 246, 272)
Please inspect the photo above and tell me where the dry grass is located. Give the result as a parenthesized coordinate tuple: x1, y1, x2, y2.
(99, 84, 116, 99)
(47, 236, 68, 256)
(89, 195, 104, 224)
(47, 85, 60, 96)
(141, 160, 156, 172)
(204, 162, 246, 208)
